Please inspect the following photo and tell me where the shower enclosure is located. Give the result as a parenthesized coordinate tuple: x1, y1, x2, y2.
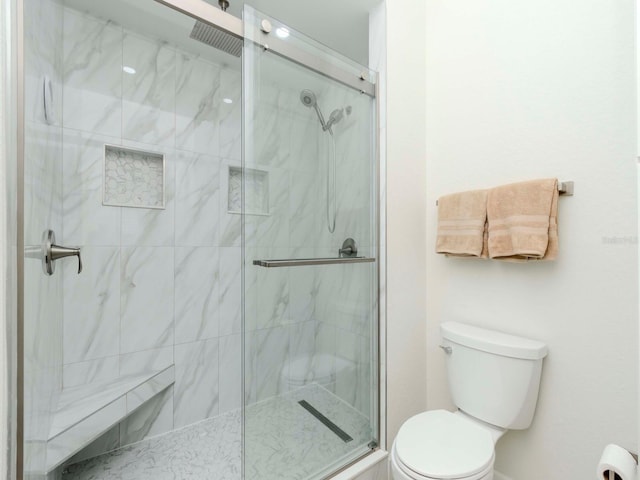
(18, 0, 379, 478)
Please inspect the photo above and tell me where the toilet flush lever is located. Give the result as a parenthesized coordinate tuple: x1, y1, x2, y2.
(439, 345, 452, 355)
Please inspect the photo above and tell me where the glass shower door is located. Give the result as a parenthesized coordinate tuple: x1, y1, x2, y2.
(242, 6, 378, 479)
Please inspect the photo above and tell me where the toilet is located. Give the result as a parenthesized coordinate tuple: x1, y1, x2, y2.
(391, 321, 548, 480)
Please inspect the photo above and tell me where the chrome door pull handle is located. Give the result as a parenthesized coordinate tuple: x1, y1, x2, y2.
(439, 345, 452, 354)
(42, 229, 82, 275)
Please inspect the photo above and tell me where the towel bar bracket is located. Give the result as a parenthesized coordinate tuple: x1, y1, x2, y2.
(558, 181, 574, 196)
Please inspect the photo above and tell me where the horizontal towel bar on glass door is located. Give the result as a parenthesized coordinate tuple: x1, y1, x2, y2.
(252, 257, 376, 268)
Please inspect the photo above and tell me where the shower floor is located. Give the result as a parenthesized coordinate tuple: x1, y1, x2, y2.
(62, 384, 373, 480)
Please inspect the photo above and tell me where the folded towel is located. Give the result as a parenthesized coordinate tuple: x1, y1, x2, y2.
(436, 189, 488, 258)
(487, 178, 559, 261)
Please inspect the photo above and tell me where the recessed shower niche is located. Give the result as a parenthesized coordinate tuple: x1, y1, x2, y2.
(228, 166, 269, 215)
(103, 145, 165, 209)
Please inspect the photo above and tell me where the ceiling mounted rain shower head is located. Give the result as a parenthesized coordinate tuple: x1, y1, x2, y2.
(189, 21, 242, 57)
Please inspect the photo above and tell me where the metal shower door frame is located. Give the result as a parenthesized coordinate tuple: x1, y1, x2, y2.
(155, 0, 376, 97)
(11, 0, 385, 478)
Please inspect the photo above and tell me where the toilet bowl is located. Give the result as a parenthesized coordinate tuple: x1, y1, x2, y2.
(391, 410, 504, 480)
(390, 322, 548, 480)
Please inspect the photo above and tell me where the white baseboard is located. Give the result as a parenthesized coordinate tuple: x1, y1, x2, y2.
(493, 472, 513, 480)
(331, 450, 388, 480)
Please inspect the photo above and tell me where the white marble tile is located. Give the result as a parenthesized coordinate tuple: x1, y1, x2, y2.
(219, 68, 242, 161)
(218, 160, 242, 247)
(218, 247, 241, 336)
(289, 249, 320, 324)
(24, 0, 63, 126)
(174, 247, 219, 344)
(64, 409, 241, 480)
(218, 334, 241, 414)
(65, 425, 121, 467)
(251, 87, 292, 170)
(174, 151, 221, 246)
(119, 347, 174, 377)
(254, 251, 290, 330)
(24, 121, 63, 246)
(63, 384, 373, 480)
(120, 143, 175, 247)
(24, 279, 62, 471)
(103, 146, 164, 208)
(244, 384, 373, 480)
(248, 168, 289, 248)
(63, 246, 120, 364)
(62, 8, 122, 137)
(247, 326, 290, 404)
(173, 339, 219, 429)
(120, 247, 174, 354)
(175, 53, 220, 155)
(47, 397, 127, 472)
(61, 128, 121, 246)
(318, 262, 374, 336)
(63, 356, 120, 389)
(119, 386, 174, 447)
(122, 33, 176, 147)
(126, 367, 175, 413)
(334, 329, 362, 409)
(289, 171, 319, 249)
(289, 112, 320, 175)
(24, 253, 63, 475)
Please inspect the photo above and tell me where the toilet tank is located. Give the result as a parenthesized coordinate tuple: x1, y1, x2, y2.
(441, 322, 548, 430)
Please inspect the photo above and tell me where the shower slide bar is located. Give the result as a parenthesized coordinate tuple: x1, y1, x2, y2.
(253, 257, 375, 268)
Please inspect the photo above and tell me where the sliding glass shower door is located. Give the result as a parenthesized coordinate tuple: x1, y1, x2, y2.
(242, 7, 379, 480)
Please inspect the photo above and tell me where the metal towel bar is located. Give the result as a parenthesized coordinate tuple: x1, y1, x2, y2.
(253, 257, 375, 268)
(435, 180, 574, 206)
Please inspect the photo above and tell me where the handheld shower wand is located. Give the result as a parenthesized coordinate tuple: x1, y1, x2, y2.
(300, 90, 330, 132)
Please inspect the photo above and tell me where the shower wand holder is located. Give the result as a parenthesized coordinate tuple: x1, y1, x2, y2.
(339, 238, 358, 258)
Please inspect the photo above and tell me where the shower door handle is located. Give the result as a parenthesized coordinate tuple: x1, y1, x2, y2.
(42, 229, 82, 275)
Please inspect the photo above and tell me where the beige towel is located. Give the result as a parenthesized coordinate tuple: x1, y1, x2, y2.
(436, 189, 488, 258)
(487, 178, 559, 261)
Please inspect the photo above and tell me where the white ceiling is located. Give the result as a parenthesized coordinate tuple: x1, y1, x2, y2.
(62, 0, 382, 67)
(221, 0, 382, 65)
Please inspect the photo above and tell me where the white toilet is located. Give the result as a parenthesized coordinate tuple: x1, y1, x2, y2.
(391, 321, 548, 480)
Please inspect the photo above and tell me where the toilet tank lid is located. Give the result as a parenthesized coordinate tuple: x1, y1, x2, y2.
(441, 322, 548, 360)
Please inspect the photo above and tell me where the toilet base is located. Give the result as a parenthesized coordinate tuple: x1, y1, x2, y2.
(390, 442, 494, 480)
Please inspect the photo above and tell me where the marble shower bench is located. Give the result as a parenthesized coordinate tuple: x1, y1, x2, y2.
(45, 365, 175, 473)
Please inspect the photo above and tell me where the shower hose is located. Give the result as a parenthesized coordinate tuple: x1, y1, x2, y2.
(326, 133, 336, 233)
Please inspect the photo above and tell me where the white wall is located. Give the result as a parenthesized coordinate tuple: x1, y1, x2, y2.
(424, 1, 638, 479)
(385, 0, 428, 445)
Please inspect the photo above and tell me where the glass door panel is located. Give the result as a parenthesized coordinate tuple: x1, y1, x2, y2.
(242, 6, 378, 480)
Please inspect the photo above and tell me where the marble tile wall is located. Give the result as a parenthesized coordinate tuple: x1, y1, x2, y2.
(23, 0, 64, 475)
(26, 0, 377, 471)
(243, 52, 377, 423)
(55, 4, 243, 453)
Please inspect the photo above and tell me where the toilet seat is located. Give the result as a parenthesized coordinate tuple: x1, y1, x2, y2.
(393, 410, 495, 480)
